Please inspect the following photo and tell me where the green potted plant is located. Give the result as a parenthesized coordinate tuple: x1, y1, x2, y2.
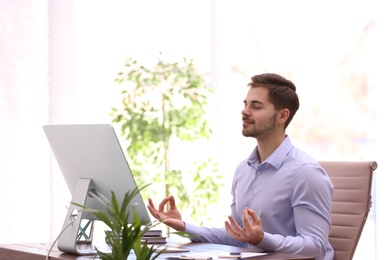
(110, 53, 223, 225)
(73, 184, 164, 260)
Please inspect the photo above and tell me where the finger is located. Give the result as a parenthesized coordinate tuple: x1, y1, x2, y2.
(224, 220, 237, 238)
(147, 204, 159, 219)
(148, 198, 156, 210)
(227, 215, 242, 232)
(242, 208, 251, 229)
(157, 197, 170, 211)
(245, 207, 261, 226)
(147, 198, 157, 215)
(224, 220, 233, 233)
(168, 195, 177, 209)
(225, 218, 243, 241)
(147, 205, 155, 214)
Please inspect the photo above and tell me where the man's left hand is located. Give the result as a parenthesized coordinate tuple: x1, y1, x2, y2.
(225, 207, 264, 245)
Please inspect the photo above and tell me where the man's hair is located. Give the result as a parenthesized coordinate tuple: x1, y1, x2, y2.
(248, 73, 299, 129)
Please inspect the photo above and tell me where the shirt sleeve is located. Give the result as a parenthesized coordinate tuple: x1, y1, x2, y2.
(257, 163, 333, 260)
(184, 222, 248, 247)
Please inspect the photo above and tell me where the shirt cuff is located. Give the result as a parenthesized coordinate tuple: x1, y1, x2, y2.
(257, 232, 275, 250)
(184, 222, 201, 241)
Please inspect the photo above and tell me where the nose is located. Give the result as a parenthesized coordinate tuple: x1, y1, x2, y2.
(241, 106, 249, 116)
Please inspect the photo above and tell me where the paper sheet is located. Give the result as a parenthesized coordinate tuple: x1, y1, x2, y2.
(179, 250, 267, 259)
(149, 245, 190, 253)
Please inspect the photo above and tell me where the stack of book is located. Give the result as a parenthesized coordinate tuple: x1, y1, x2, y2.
(105, 229, 166, 244)
(141, 229, 166, 244)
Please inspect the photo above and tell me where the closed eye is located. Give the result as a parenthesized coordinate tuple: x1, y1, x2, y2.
(244, 100, 263, 109)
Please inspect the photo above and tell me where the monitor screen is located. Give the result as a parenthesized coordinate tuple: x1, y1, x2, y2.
(43, 124, 151, 254)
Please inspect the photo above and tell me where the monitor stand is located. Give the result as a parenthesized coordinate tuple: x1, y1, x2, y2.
(57, 178, 97, 255)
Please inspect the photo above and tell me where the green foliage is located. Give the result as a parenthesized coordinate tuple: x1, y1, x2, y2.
(73, 184, 164, 260)
(110, 53, 223, 225)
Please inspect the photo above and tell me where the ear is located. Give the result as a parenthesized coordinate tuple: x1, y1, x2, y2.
(278, 108, 290, 124)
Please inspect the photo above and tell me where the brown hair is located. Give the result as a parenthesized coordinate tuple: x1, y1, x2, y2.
(248, 73, 299, 128)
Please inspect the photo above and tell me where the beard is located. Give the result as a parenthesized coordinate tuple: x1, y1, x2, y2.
(242, 113, 277, 138)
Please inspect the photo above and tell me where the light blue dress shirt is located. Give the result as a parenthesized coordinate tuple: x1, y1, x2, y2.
(185, 136, 334, 260)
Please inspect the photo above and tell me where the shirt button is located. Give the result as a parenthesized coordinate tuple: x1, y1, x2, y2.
(251, 195, 254, 200)
(257, 170, 261, 175)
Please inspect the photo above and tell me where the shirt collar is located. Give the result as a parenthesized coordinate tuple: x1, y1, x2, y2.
(247, 136, 293, 170)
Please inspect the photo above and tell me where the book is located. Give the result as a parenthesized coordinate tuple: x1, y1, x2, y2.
(141, 236, 167, 244)
(105, 229, 165, 244)
(143, 229, 163, 237)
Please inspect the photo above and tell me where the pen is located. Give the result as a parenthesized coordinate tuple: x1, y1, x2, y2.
(166, 256, 212, 260)
(181, 257, 212, 260)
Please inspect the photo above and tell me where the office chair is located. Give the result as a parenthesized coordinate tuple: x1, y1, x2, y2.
(319, 161, 378, 260)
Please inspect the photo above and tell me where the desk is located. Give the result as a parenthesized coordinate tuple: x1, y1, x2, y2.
(0, 239, 315, 260)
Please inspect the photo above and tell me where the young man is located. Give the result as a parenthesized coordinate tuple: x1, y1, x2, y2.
(147, 73, 334, 260)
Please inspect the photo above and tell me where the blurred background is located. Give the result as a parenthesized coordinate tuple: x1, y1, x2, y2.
(1, 0, 389, 259)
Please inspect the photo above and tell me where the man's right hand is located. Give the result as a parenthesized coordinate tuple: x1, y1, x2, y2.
(147, 195, 186, 232)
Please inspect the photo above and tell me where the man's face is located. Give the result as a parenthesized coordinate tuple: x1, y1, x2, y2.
(241, 87, 278, 138)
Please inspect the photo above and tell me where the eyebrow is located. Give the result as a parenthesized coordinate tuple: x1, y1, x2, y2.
(244, 100, 264, 105)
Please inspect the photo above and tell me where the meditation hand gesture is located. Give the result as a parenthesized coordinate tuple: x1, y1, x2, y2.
(225, 207, 264, 246)
(147, 195, 185, 232)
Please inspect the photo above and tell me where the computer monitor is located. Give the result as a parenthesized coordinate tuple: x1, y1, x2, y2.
(43, 124, 151, 255)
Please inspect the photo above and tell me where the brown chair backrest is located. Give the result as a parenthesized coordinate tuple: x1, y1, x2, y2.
(319, 161, 378, 260)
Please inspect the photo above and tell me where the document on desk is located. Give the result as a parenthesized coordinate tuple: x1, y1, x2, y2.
(165, 250, 267, 259)
(150, 245, 190, 253)
(239, 252, 268, 258)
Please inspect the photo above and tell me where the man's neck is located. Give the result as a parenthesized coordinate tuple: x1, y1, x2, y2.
(257, 133, 286, 163)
